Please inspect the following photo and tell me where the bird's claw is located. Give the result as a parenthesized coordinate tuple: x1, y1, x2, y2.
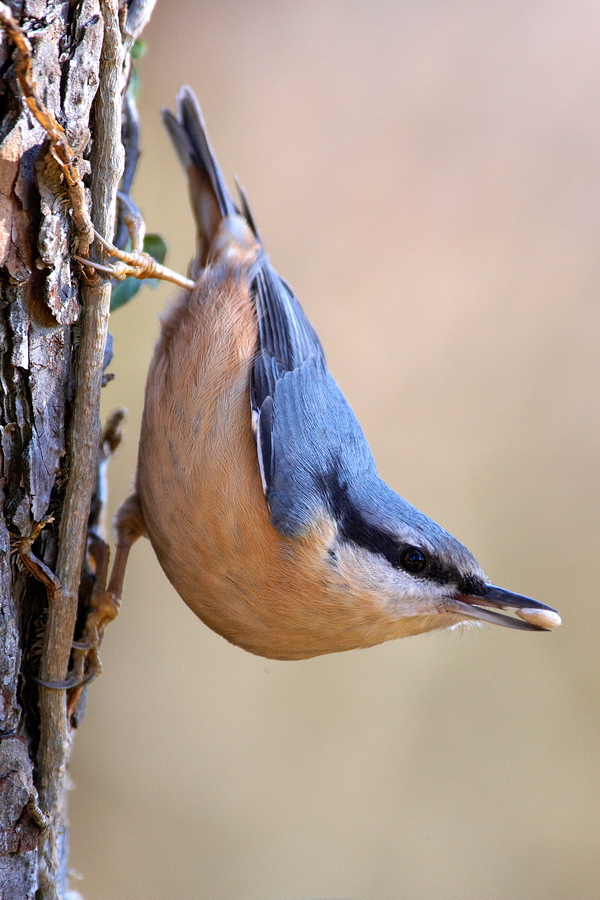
(75, 194, 195, 290)
(82, 229, 160, 281)
(59, 535, 119, 706)
(75, 232, 194, 289)
(71, 639, 92, 650)
(35, 668, 99, 691)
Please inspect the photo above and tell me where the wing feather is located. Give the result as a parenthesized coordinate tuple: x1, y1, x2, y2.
(163, 87, 378, 539)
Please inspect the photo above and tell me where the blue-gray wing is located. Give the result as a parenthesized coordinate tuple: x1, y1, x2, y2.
(162, 87, 379, 539)
(251, 260, 378, 537)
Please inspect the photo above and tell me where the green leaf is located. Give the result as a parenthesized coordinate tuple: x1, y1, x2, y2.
(109, 276, 142, 311)
(128, 66, 139, 100)
(131, 39, 146, 60)
(142, 233, 167, 264)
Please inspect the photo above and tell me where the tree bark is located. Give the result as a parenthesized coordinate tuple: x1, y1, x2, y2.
(0, 1, 154, 896)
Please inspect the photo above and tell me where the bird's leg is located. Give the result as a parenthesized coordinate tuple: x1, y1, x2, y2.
(32, 412, 142, 720)
(35, 499, 143, 718)
(75, 192, 195, 290)
(63, 410, 127, 704)
(63, 534, 114, 694)
(116, 189, 146, 254)
(69, 493, 144, 672)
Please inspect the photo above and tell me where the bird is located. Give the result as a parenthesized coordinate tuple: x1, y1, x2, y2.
(104, 86, 560, 661)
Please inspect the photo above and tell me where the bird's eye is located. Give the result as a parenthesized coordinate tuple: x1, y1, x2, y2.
(399, 546, 427, 574)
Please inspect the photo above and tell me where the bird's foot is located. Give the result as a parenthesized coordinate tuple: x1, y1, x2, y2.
(75, 192, 195, 290)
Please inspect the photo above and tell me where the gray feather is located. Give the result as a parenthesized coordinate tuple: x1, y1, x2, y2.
(162, 86, 236, 219)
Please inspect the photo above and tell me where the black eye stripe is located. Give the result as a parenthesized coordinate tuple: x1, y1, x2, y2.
(320, 465, 465, 585)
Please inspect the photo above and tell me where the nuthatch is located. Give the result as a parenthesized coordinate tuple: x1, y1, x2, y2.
(106, 87, 561, 660)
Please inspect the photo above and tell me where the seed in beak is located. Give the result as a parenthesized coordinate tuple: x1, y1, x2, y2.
(515, 608, 562, 630)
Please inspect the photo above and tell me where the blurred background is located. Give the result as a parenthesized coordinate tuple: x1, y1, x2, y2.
(69, 1, 599, 898)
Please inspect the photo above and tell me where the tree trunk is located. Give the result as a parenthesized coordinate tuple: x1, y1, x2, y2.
(0, 1, 154, 896)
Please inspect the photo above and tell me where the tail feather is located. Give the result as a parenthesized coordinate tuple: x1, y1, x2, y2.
(233, 174, 262, 243)
(162, 87, 324, 390)
(162, 86, 238, 271)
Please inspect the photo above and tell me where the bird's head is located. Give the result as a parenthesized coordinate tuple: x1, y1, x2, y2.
(323, 475, 561, 638)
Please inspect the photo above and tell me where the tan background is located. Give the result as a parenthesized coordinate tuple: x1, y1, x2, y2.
(69, 2, 599, 898)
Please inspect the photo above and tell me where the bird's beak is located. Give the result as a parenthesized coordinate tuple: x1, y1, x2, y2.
(453, 584, 561, 631)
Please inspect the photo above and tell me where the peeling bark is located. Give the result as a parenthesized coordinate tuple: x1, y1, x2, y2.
(0, 1, 155, 897)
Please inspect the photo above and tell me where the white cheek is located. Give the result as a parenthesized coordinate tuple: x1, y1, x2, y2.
(332, 543, 447, 616)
